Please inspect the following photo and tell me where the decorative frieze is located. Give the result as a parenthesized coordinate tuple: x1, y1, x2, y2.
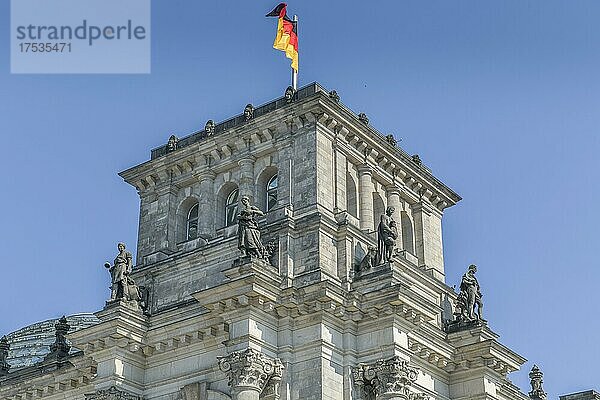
(85, 386, 143, 400)
(218, 349, 283, 397)
(352, 356, 428, 400)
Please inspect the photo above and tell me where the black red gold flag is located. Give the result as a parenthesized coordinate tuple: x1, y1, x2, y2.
(266, 3, 299, 72)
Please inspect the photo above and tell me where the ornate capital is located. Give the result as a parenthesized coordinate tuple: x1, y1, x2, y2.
(218, 349, 283, 395)
(352, 357, 428, 400)
(85, 386, 143, 400)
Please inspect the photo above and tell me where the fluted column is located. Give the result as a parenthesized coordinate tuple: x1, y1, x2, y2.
(238, 157, 256, 203)
(218, 349, 284, 400)
(385, 186, 403, 248)
(352, 357, 427, 400)
(358, 164, 374, 231)
(197, 171, 216, 239)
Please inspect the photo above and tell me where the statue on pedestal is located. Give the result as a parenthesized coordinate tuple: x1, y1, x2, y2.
(237, 196, 267, 258)
(455, 264, 485, 323)
(376, 207, 398, 265)
(104, 243, 142, 307)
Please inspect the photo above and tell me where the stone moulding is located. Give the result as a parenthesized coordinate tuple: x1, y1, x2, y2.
(352, 356, 428, 400)
(217, 349, 283, 397)
(85, 386, 143, 400)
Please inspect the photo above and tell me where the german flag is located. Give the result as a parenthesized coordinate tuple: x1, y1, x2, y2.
(266, 3, 299, 72)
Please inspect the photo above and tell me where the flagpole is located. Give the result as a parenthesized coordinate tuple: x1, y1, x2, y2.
(291, 14, 298, 90)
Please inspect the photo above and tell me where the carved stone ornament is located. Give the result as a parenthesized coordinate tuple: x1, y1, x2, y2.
(44, 316, 71, 361)
(329, 90, 340, 102)
(284, 86, 296, 103)
(358, 112, 369, 125)
(244, 103, 254, 121)
(385, 134, 397, 147)
(205, 120, 216, 136)
(218, 349, 284, 396)
(0, 336, 10, 375)
(166, 134, 178, 152)
(352, 357, 428, 400)
(529, 365, 547, 400)
(411, 154, 422, 166)
(85, 386, 143, 400)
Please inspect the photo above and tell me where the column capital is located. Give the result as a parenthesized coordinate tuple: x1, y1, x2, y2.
(357, 164, 373, 175)
(352, 356, 428, 400)
(238, 156, 257, 167)
(194, 170, 216, 183)
(385, 185, 402, 196)
(218, 349, 284, 395)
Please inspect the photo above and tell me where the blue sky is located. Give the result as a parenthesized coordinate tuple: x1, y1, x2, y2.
(0, 1, 598, 397)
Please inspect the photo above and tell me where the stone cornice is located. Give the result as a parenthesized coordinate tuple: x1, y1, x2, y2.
(313, 96, 461, 211)
(446, 327, 527, 377)
(119, 82, 461, 212)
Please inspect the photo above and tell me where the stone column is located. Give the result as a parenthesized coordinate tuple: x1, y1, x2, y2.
(238, 156, 256, 203)
(218, 349, 284, 400)
(196, 171, 216, 239)
(352, 356, 427, 400)
(357, 164, 374, 231)
(386, 186, 403, 248)
(412, 202, 445, 280)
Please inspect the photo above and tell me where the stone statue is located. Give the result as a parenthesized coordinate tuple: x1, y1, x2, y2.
(329, 90, 340, 102)
(104, 243, 141, 306)
(244, 104, 254, 121)
(237, 196, 266, 258)
(284, 86, 296, 103)
(357, 245, 377, 273)
(44, 316, 70, 361)
(358, 112, 369, 124)
(0, 336, 10, 375)
(205, 120, 215, 136)
(166, 135, 178, 152)
(455, 264, 484, 323)
(376, 207, 398, 265)
(529, 365, 547, 400)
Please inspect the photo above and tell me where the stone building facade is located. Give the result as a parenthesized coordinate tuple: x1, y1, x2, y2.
(0, 83, 593, 400)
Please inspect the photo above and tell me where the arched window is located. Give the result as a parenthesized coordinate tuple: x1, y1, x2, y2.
(373, 193, 385, 231)
(225, 188, 239, 227)
(401, 211, 415, 254)
(266, 175, 278, 211)
(186, 203, 199, 240)
(346, 172, 358, 218)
